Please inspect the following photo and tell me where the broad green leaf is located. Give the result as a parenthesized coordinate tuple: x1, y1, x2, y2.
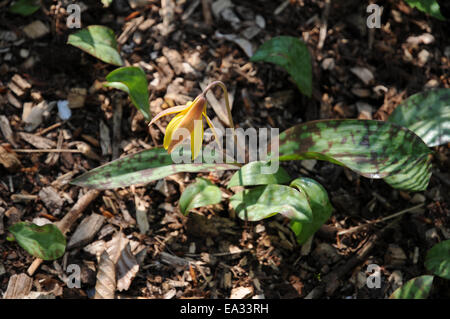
(9, 0, 40, 16)
(71, 147, 239, 189)
(227, 161, 290, 188)
(8, 222, 66, 260)
(289, 177, 333, 244)
(251, 36, 312, 97)
(179, 178, 222, 215)
(425, 240, 450, 279)
(105, 66, 151, 121)
(273, 119, 432, 191)
(389, 275, 434, 299)
(230, 184, 312, 222)
(67, 25, 124, 66)
(404, 0, 445, 20)
(388, 89, 450, 147)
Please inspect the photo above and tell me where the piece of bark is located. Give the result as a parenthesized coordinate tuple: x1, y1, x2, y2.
(67, 88, 87, 109)
(94, 251, 116, 299)
(4, 273, 33, 299)
(67, 213, 105, 249)
(23, 101, 54, 132)
(38, 186, 64, 215)
(112, 98, 122, 160)
(99, 120, 112, 156)
(0, 145, 21, 172)
(0, 207, 5, 235)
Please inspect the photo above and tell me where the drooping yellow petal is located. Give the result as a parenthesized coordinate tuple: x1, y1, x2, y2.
(149, 103, 190, 126)
(166, 96, 206, 154)
(191, 119, 204, 159)
(163, 112, 186, 150)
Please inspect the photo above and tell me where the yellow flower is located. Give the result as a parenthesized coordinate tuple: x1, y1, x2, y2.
(149, 95, 220, 159)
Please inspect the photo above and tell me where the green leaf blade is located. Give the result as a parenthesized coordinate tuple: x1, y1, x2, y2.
(9, 222, 66, 260)
(251, 36, 312, 97)
(289, 177, 333, 244)
(105, 66, 151, 121)
(388, 89, 450, 147)
(179, 178, 222, 215)
(227, 161, 290, 188)
(9, 0, 40, 16)
(425, 240, 450, 279)
(67, 25, 124, 66)
(389, 275, 434, 299)
(70, 147, 239, 189)
(404, 0, 445, 20)
(230, 184, 313, 222)
(275, 119, 432, 191)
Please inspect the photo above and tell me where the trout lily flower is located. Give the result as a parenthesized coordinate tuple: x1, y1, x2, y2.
(149, 94, 220, 159)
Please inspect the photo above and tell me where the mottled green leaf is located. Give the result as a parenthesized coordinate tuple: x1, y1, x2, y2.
(105, 66, 151, 121)
(251, 36, 312, 97)
(404, 0, 445, 20)
(179, 178, 222, 215)
(71, 147, 239, 189)
(273, 119, 432, 191)
(289, 177, 333, 244)
(388, 89, 450, 147)
(230, 184, 312, 222)
(425, 240, 450, 279)
(9, 0, 40, 16)
(67, 25, 123, 66)
(8, 222, 66, 260)
(228, 161, 290, 188)
(389, 275, 434, 299)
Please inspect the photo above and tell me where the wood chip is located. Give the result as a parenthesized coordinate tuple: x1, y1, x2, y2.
(162, 47, 184, 75)
(0, 145, 21, 172)
(22, 20, 50, 39)
(38, 186, 64, 215)
(99, 120, 112, 156)
(94, 251, 116, 299)
(67, 213, 106, 249)
(350, 67, 374, 85)
(230, 286, 253, 299)
(135, 196, 149, 234)
(4, 273, 33, 299)
(18, 132, 56, 149)
(116, 242, 139, 291)
(0, 116, 17, 147)
(67, 88, 87, 109)
(22, 101, 54, 132)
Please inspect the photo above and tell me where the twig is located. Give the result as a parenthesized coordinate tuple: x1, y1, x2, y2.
(36, 122, 63, 136)
(337, 203, 424, 236)
(13, 149, 81, 153)
(27, 189, 101, 276)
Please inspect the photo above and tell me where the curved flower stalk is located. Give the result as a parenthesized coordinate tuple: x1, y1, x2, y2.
(149, 81, 234, 160)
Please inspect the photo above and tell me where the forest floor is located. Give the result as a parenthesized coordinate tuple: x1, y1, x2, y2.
(0, 0, 449, 299)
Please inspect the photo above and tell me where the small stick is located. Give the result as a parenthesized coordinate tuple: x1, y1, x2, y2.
(12, 149, 81, 153)
(36, 122, 63, 136)
(337, 203, 424, 236)
(27, 189, 101, 276)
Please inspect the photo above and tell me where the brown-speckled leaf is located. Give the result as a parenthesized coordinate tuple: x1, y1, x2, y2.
(388, 88, 450, 147)
(389, 275, 434, 299)
(273, 119, 432, 191)
(71, 147, 239, 189)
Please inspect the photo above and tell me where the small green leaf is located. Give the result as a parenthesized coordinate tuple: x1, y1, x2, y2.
(388, 89, 450, 147)
(9, 0, 40, 16)
(251, 36, 312, 97)
(105, 66, 151, 121)
(389, 275, 434, 299)
(404, 0, 445, 20)
(8, 222, 66, 260)
(71, 147, 239, 189)
(274, 119, 432, 191)
(230, 184, 312, 222)
(67, 25, 124, 66)
(289, 177, 333, 244)
(227, 161, 290, 188)
(425, 240, 450, 279)
(179, 178, 222, 215)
